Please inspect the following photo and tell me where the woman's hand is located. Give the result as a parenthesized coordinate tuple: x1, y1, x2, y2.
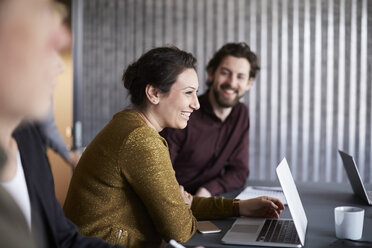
(238, 196, 285, 219)
(179, 185, 193, 208)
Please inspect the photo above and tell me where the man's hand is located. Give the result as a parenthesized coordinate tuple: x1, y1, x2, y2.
(239, 196, 285, 219)
(195, 187, 212, 198)
(67, 150, 81, 168)
(179, 185, 193, 208)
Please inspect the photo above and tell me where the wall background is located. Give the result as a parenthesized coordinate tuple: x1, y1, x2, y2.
(73, 0, 372, 183)
(49, 52, 74, 205)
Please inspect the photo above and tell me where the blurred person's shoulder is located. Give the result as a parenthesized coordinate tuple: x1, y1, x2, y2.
(13, 122, 44, 145)
(0, 186, 37, 248)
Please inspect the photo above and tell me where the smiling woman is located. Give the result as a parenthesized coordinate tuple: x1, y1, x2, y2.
(63, 46, 284, 248)
(122, 46, 200, 130)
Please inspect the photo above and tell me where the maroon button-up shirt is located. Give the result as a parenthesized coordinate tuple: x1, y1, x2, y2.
(161, 92, 250, 195)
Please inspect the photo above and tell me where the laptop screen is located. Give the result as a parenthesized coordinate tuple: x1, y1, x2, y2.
(339, 150, 369, 201)
(276, 158, 307, 246)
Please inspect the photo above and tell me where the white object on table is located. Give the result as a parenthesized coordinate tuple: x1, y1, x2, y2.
(334, 206, 364, 240)
(235, 186, 287, 205)
(169, 239, 186, 248)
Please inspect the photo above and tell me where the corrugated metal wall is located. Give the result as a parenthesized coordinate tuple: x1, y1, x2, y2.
(73, 0, 372, 183)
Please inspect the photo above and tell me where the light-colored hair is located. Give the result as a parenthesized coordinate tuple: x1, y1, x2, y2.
(52, 2, 68, 21)
(0, 1, 67, 20)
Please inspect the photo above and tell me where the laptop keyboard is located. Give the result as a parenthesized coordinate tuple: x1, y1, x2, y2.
(256, 219, 300, 244)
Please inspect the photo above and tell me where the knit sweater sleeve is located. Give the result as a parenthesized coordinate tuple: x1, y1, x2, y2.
(120, 127, 196, 243)
(191, 196, 234, 220)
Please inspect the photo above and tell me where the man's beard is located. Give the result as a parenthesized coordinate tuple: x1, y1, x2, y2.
(212, 83, 241, 108)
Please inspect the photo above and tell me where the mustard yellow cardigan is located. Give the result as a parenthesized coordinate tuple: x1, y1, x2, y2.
(64, 110, 234, 248)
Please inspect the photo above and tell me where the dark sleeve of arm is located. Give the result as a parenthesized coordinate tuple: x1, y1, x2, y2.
(202, 120, 250, 195)
(160, 128, 187, 164)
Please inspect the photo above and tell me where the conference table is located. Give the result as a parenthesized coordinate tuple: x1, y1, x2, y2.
(181, 180, 372, 248)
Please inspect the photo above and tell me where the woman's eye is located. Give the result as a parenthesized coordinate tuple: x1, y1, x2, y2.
(185, 91, 193, 95)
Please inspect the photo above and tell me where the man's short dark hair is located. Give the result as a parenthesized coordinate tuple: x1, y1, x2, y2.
(206, 42, 260, 87)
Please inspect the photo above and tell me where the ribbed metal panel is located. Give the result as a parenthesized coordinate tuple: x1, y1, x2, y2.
(74, 0, 372, 183)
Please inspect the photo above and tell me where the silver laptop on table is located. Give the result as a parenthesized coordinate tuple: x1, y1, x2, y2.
(222, 158, 307, 247)
(339, 150, 372, 205)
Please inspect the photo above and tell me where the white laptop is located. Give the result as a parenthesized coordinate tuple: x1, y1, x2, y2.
(338, 150, 372, 205)
(222, 158, 307, 247)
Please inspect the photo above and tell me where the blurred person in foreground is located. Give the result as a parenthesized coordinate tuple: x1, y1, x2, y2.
(0, 0, 122, 247)
(0, 145, 36, 248)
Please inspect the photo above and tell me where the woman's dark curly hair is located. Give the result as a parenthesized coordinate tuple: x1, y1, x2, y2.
(123, 46, 197, 108)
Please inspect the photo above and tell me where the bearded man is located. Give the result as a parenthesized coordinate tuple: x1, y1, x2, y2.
(161, 43, 260, 197)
